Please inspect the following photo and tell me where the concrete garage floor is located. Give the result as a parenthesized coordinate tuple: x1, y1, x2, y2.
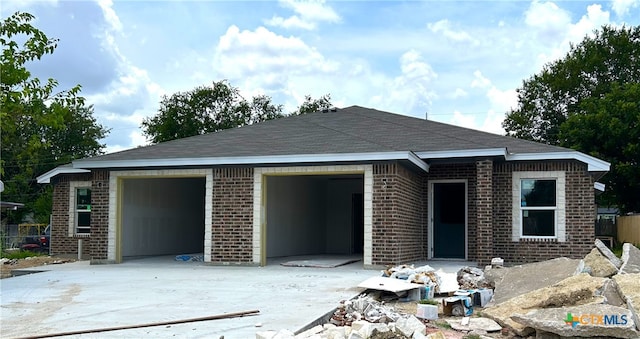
(0, 257, 472, 339)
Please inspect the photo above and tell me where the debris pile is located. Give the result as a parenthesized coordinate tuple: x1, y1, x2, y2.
(382, 264, 444, 294)
(329, 295, 403, 326)
(483, 239, 640, 338)
(456, 266, 491, 290)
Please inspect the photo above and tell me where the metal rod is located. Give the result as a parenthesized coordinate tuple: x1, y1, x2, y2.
(14, 309, 260, 339)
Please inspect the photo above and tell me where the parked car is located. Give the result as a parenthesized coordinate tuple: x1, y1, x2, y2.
(20, 225, 50, 253)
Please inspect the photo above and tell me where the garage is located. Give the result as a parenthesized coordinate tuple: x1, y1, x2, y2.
(121, 177, 206, 260)
(265, 174, 364, 259)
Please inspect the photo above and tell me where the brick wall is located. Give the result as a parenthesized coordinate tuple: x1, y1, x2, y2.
(476, 160, 493, 265)
(426, 163, 478, 261)
(493, 161, 595, 264)
(90, 170, 110, 262)
(50, 173, 93, 258)
(371, 162, 426, 265)
(211, 168, 254, 264)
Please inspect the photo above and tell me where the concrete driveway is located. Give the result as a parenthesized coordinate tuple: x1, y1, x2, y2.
(0, 257, 470, 339)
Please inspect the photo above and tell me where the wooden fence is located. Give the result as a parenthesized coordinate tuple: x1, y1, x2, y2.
(617, 215, 640, 245)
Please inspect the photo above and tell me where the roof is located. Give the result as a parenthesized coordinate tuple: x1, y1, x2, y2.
(37, 106, 610, 183)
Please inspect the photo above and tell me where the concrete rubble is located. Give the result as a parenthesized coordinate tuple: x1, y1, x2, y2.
(482, 241, 640, 338)
(620, 243, 640, 274)
(258, 241, 640, 339)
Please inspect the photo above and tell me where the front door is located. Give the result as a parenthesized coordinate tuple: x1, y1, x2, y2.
(432, 182, 466, 259)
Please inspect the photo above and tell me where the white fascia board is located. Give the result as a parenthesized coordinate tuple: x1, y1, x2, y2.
(594, 182, 606, 192)
(37, 167, 91, 184)
(415, 148, 507, 159)
(73, 151, 431, 173)
(506, 151, 610, 172)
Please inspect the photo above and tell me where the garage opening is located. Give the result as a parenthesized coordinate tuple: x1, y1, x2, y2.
(121, 177, 205, 260)
(265, 174, 364, 260)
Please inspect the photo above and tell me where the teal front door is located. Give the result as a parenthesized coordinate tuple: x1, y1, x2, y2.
(432, 182, 466, 259)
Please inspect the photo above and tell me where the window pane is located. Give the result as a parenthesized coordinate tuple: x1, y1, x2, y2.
(77, 188, 91, 210)
(77, 212, 91, 227)
(521, 179, 556, 207)
(523, 210, 555, 236)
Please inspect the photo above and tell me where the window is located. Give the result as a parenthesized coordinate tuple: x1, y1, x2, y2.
(69, 181, 92, 236)
(75, 188, 91, 234)
(512, 171, 565, 241)
(520, 179, 556, 237)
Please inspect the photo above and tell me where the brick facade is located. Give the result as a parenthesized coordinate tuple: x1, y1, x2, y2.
(492, 161, 595, 264)
(50, 173, 93, 258)
(90, 170, 110, 263)
(210, 168, 254, 264)
(371, 162, 426, 265)
(47, 159, 596, 266)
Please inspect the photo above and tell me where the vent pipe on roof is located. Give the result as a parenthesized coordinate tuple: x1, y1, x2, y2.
(330, 107, 337, 112)
(321, 108, 329, 113)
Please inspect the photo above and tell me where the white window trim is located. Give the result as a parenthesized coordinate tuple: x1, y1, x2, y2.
(512, 171, 566, 242)
(68, 181, 92, 237)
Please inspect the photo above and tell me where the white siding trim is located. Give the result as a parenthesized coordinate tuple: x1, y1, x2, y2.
(68, 181, 92, 237)
(512, 171, 566, 242)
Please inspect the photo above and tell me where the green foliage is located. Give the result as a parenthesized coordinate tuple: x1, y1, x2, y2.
(141, 80, 284, 143)
(503, 25, 640, 213)
(290, 94, 333, 115)
(418, 299, 439, 305)
(1, 12, 109, 223)
(1, 249, 44, 259)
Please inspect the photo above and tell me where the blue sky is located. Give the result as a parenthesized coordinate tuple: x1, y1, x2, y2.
(2, 0, 639, 153)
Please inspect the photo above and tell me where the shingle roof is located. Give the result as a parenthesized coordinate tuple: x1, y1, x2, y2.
(78, 105, 568, 163)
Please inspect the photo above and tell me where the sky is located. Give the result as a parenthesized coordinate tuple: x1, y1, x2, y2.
(2, 0, 639, 154)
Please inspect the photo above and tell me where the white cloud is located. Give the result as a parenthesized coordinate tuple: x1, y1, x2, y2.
(612, 0, 640, 16)
(96, 0, 123, 32)
(525, 1, 571, 34)
(452, 88, 468, 99)
(428, 19, 476, 44)
(470, 70, 491, 89)
(266, 0, 340, 30)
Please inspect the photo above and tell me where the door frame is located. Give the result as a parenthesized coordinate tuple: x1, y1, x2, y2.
(428, 179, 468, 260)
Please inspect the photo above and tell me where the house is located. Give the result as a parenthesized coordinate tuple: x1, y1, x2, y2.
(37, 106, 609, 266)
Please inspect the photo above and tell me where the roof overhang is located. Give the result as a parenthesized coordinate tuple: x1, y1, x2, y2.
(417, 148, 609, 173)
(71, 151, 431, 173)
(37, 166, 91, 184)
(0, 201, 24, 211)
(594, 182, 606, 192)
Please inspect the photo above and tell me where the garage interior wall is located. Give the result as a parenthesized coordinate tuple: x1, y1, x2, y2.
(121, 178, 205, 258)
(266, 175, 363, 258)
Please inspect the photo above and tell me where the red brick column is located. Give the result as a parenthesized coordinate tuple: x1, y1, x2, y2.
(211, 168, 254, 264)
(90, 170, 110, 262)
(476, 160, 493, 265)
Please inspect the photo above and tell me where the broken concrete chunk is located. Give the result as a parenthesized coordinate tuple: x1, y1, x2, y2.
(271, 329, 296, 339)
(595, 238, 623, 268)
(445, 317, 502, 332)
(598, 278, 625, 307)
(485, 257, 582, 305)
(613, 273, 640, 331)
(457, 266, 491, 290)
(620, 243, 640, 274)
(583, 248, 619, 277)
(491, 257, 504, 268)
(511, 304, 637, 338)
(395, 315, 426, 337)
(322, 325, 348, 339)
(483, 273, 607, 336)
(256, 330, 278, 339)
(295, 325, 324, 338)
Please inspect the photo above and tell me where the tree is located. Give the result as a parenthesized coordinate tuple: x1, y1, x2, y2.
(141, 80, 284, 143)
(1, 12, 108, 223)
(291, 94, 333, 115)
(560, 83, 640, 213)
(503, 25, 640, 213)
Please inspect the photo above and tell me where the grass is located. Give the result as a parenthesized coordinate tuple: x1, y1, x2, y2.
(1, 250, 44, 259)
(418, 299, 439, 305)
(434, 320, 452, 329)
(611, 242, 640, 258)
(463, 335, 481, 339)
